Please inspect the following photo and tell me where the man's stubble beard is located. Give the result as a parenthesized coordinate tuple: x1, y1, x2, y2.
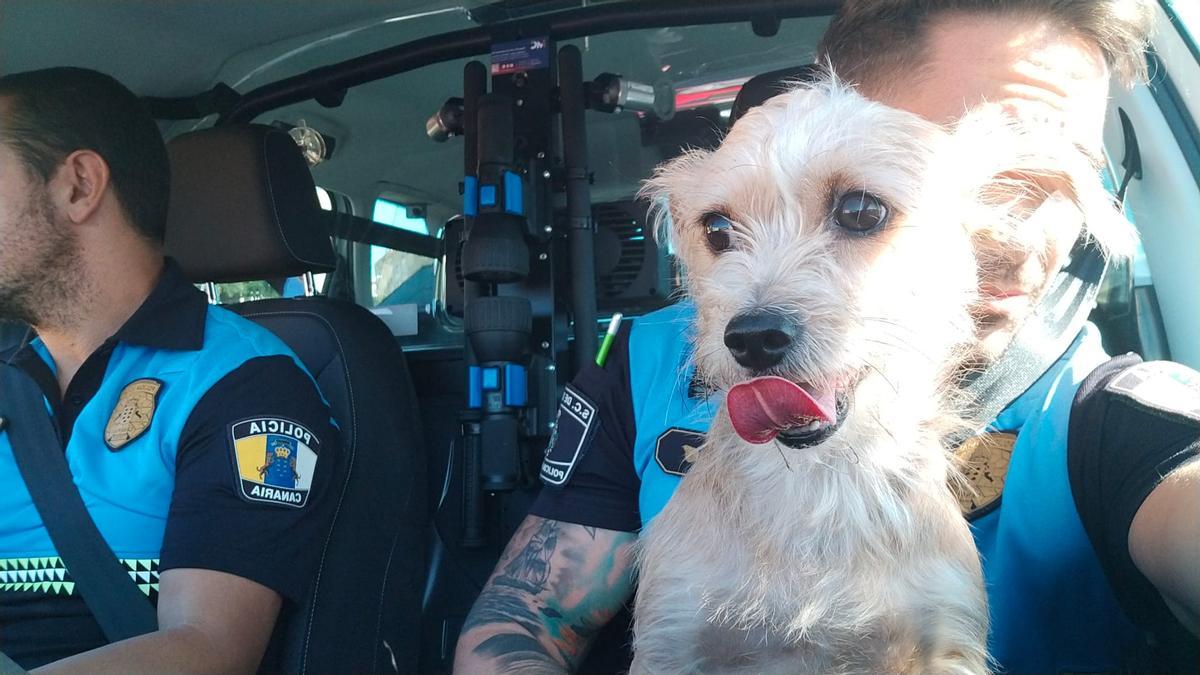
(0, 187, 87, 330)
(959, 229, 1057, 374)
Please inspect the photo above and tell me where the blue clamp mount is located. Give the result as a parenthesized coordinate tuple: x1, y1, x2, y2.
(465, 360, 529, 493)
(463, 170, 524, 218)
(468, 363, 528, 411)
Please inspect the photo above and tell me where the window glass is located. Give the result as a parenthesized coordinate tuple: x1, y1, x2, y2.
(310, 188, 332, 293)
(368, 198, 435, 308)
(215, 281, 281, 303)
(372, 197, 429, 234)
(316, 186, 333, 211)
(370, 247, 435, 308)
(1166, 0, 1200, 51)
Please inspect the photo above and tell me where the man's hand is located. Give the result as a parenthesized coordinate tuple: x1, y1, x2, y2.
(1130, 456, 1200, 636)
(32, 568, 281, 674)
(453, 516, 637, 674)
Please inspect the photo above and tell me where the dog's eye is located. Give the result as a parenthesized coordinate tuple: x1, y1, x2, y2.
(703, 213, 735, 253)
(834, 191, 889, 234)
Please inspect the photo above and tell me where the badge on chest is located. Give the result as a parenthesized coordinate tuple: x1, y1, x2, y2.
(952, 431, 1017, 519)
(104, 378, 163, 451)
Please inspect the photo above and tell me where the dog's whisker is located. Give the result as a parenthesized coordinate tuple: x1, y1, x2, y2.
(858, 316, 924, 332)
(860, 336, 940, 364)
(855, 330, 923, 352)
(860, 359, 900, 395)
(772, 440, 794, 471)
(868, 410, 900, 445)
(807, 450, 851, 476)
(722, 161, 771, 172)
(669, 350, 699, 423)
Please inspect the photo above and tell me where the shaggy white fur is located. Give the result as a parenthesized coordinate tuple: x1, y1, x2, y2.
(630, 77, 1133, 674)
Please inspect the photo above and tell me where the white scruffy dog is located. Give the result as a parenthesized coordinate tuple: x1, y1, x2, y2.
(631, 77, 1133, 675)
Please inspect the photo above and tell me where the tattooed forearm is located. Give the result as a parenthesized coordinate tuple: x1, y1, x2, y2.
(453, 516, 637, 674)
(496, 519, 559, 594)
(460, 583, 544, 636)
(472, 633, 568, 675)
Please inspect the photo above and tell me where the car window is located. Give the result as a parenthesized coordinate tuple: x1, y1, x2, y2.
(1164, 0, 1200, 52)
(364, 197, 436, 309)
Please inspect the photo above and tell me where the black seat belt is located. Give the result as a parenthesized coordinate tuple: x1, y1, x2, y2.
(958, 233, 1107, 437)
(0, 361, 158, 643)
(0, 649, 26, 675)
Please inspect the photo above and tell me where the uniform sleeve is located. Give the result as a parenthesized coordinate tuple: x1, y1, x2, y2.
(159, 355, 338, 603)
(529, 324, 641, 532)
(1068, 355, 1200, 629)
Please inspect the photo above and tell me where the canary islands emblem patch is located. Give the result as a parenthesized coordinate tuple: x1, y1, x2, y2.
(104, 379, 163, 451)
(229, 417, 319, 508)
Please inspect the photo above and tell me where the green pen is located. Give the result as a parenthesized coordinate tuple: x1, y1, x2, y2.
(595, 313, 624, 367)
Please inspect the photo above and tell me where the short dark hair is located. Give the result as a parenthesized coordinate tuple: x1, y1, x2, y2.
(818, 0, 1153, 97)
(0, 67, 169, 242)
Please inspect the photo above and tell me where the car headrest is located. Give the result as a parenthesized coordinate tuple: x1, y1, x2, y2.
(165, 125, 336, 284)
(729, 64, 824, 126)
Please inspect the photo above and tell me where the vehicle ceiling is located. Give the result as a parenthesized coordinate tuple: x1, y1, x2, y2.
(1, 1, 831, 225)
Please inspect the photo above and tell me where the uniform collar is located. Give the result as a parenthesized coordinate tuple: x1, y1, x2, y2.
(110, 257, 208, 351)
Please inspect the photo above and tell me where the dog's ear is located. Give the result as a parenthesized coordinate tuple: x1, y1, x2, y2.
(638, 148, 714, 263)
(1054, 149, 1139, 261)
(945, 107, 1138, 262)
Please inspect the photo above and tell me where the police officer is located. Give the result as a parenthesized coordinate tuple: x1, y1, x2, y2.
(454, 1, 1200, 672)
(0, 68, 337, 672)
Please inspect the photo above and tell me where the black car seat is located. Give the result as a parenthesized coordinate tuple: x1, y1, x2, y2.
(729, 63, 823, 126)
(0, 323, 25, 352)
(165, 125, 427, 673)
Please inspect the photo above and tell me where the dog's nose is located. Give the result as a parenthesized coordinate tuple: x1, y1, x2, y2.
(724, 311, 796, 372)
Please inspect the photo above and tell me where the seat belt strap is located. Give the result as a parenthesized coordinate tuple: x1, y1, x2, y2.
(958, 235, 1106, 437)
(0, 649, 26, 675)
(0, 361, 158, 643)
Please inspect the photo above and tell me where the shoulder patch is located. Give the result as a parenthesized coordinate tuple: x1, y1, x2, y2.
(540, 385, 599, 486)
(655, 428, 706, 477)
(229, 417, 321, 508)
(105, 378, 163, 451)
(1105, 361, 1200, 426)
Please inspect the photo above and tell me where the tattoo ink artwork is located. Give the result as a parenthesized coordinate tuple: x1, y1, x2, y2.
(461, 519, 636, 672)
(496, 520, 560, 594)
(472, 633, 568, 675)
(462, 520, 568, 671)
(462, 519, 563, 636)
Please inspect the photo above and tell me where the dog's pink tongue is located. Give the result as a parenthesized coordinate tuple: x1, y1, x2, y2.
(727, 376, 836, 444)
